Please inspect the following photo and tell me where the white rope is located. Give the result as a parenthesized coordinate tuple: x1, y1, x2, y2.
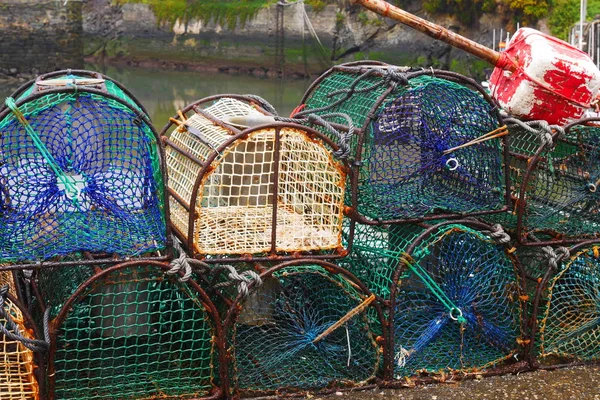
(395, 346, 410, 368)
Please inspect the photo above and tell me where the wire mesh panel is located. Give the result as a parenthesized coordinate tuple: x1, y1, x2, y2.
(515, 119, 600, 243)
(540, 245, 600, 361)
(390, 223, 521, 378)
(163, 95, 346, 259)
(42, 262, 219, 400)
(0, 273, 40, 400)
(0, 71, 167, 263)
(300, 64, 507, 223)
(229, 263, 380, 396)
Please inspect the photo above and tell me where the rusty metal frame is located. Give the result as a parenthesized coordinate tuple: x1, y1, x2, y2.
(220, 259, 386, 399)
(299, 63, 511, 227)
(525, 239, 600, 368)
(44, 260, 227, 400)
(385, 219, 526, 382)
(1, 69, 150, 117)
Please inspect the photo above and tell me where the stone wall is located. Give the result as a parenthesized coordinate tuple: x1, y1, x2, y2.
(0, 0, 83, 78)
(82, 0, 514, 79)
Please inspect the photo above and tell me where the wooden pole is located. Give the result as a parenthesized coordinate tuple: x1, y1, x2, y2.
(352, 0, 502, 66)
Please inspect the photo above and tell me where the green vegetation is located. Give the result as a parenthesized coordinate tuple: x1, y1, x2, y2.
(114, 0, 599, 39)
(114, 0, 275, 29)
(422, 0, 496, 25)
(114, 0, 333, 29)
(548, 0, 600, 39)
(420, 0, 600, 40)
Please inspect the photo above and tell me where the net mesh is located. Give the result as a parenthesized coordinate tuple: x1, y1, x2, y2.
(0, 297, 39, 400)
(0, 272, 39, 400)
(0, 87, 166, 262)
(393, 225, 521, 377)
(540, 246, 600, 361)
(338, 222, 423, 300)
(166, 98, 345, 256)
(0, 270, 17, 298)
(41, 264, 216, 400)
(302, 70, 505, 222)
(481, 124, 542, 231)
(231, 265, 379, 395)
(518, 124, 600, 240)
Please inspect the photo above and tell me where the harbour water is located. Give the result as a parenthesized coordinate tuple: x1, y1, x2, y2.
(0, 64, 314, 127)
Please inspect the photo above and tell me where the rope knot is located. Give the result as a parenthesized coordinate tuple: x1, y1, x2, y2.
(0, 287, 49, 353)
(383, 69, 409, 86)
(542, 246, 571, 271)
(486, 224, 511, 244)
(167, 252, 193, 282)
(213, 265, 263, 299)
(504, 117, 556, 148)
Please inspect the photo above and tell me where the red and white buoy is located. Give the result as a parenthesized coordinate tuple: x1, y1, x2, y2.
(353, 0, 600, 125)
(490, 28, 600, 125)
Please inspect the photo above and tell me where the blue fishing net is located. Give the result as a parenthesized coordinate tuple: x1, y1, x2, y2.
(361, 76, 505, 221)
(301, 69, 506, 222)
(392, 225, 521, 377)
(0, 91, 166, 262)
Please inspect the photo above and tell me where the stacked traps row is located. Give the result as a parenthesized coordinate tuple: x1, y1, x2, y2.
(160, 94, 348, 261)
(220, 261, 383, 397)
(0, 69, 168, 264)
(0, 70, 226, 400)
(477, 100, 600, 365)
(486, 117, 600, 245)
(298, 62, 509, 224)
(337, 220, 522, 378)
(0, 270, 41, 400)
(34, 257, 224, 400)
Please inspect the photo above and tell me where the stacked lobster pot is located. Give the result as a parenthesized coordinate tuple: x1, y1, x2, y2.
(0, 70, 223, 400)
(297, 62, 526, 382)
(160, 94, 384, 397)
(486, 116, 600, 367)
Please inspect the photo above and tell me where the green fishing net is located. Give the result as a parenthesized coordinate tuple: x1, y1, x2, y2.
(230, 264, 380, 396)
(301, 67, 505, 222)
(38, 262, 217, 400)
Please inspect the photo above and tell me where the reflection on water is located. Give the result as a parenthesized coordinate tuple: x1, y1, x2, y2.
(0, 64, 314, 128)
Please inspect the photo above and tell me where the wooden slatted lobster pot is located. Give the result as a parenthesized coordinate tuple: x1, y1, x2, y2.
(0, 270, 43, 400)
(160, 95, 348, 262)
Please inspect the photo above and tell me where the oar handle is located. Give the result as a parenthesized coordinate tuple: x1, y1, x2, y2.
(352, 0, 502, 67)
